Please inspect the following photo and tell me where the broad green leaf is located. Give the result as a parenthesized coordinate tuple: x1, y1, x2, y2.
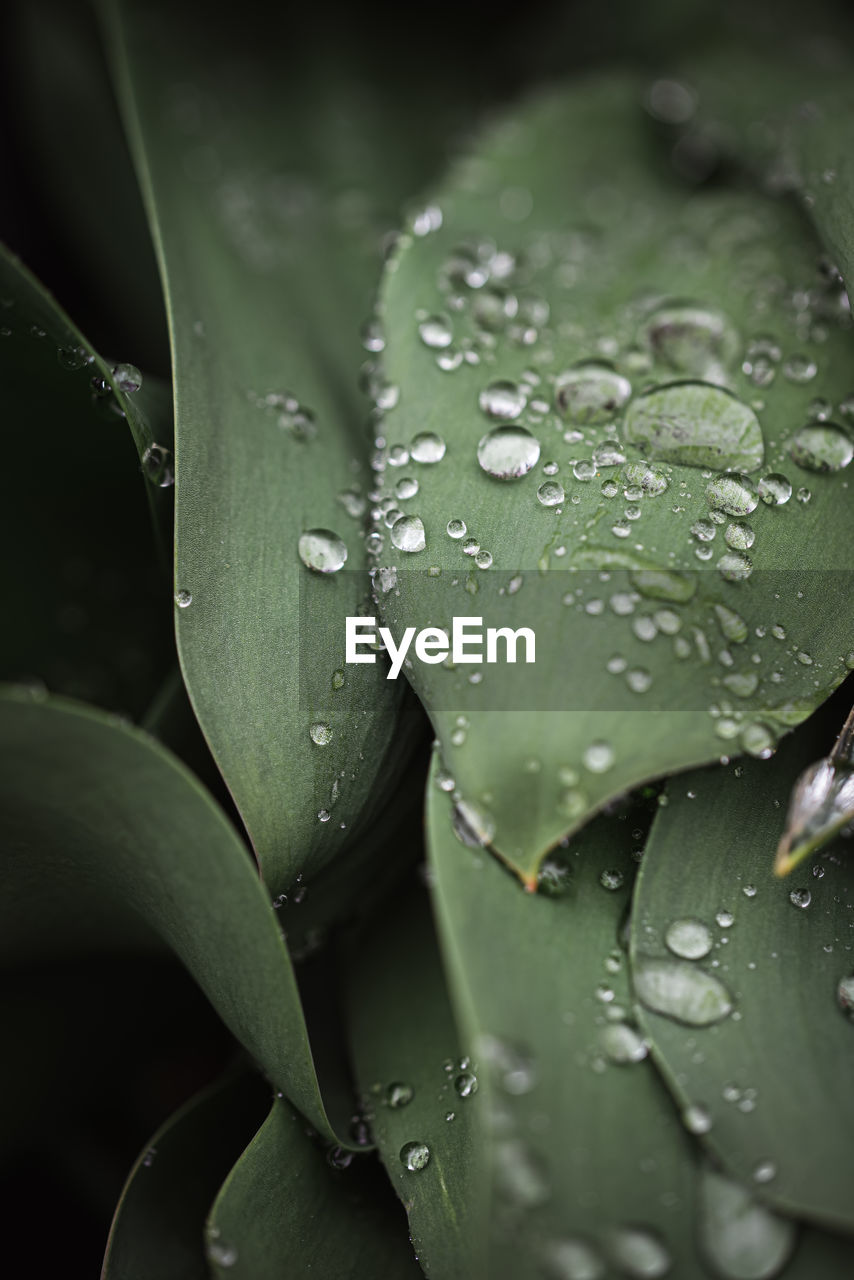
(0, 690, 347, 1143)
(0, 246, 173, 712)
(103, 0, 439, 899)
(427, 749, 854, 1275)
(375, 76, 854, 884)
(103, 1071, 268, 1279)
(631, 724, 854, 1233)
(206, 1098, 420, 1279)
(346, 885, 487, 1278)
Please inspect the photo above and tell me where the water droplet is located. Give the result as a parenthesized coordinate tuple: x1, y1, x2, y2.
(477, 425, 540, 479)
(742, 884, 757, 898)
(633, 956, 734, 1025)
(391, 515, 426, 553)
(395, 476, 419, 500)
(718, 551, 753, 582)
(682, 1104, 712, 1134)
(665, 918, 713, 960)
(452, 799, 495, 847)
(789, 888, 811, 909)
(725, 522, 755, 551)
(716, 910, 735, 928)
(537, 848, 574, 896)
(782, 353, 817, 383)
(600, 1021, 648, 1064)
(752, 1161, 777, 1185)
(298, 529, 348, 573)
(113, 362, 143, 393)
(757, 473, 792, 505)
(592, 440, 627, 468)
(625, 382, 763, 472)
(538, 480, 565, 506)
(141, 443, 174, 487)
(554, 363, 632, 423)
(175, 588, 192, 608)
(539, 1236, 605, 1280)
(600, 868, 625, 891)
(318, 808, 331, 823)
(387, 1081, 414, 1108)
(643, 304, 738, 381)
(454, 1071, 478, 1097)
(837, 974, 854, 1017)
(705, 473, 759, 515)
(584, 741, 615, 773)
(479, 379, 527, 420)
(573, 459, 596, 481)
(714, 605, 748, 644)
(608, 1226, 671, 1278)
(787, 422, 853, 472)
(309, 722, 332, 746)
(495, 1139, 549, 1206)
(206, 1238, 238, 1268)
(400, 1141, 430, 1172)
(463, 538, 480, 557)
(796, 486, 811, 502)
(741, 722, 774, 758)
(621, 461, 669, 496)
(479, 1035, 537, 1094)
(361, 318, 385, 352)
(410, 431, 446, 463)
(419, 314, 453, 349)
(699, 1167, 796, 1280)
(447, 519, 466, 539)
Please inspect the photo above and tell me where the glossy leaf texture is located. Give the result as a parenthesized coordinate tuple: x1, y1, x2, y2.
(375, 75, 854, 884)
(346, 885, 487, 1278)
(103, 0, 426, 899)
(206, 1098, 420, 1279)
(103, 1072, 268, 1280)
(631, 723, 854, 1234)
(0, 690, 347, 1143)
(427, 750, 854, 1277)
(0, 245, 174, 713)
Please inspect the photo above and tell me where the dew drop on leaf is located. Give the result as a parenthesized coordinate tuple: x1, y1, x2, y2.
(298, 529, 348, 573)
(477, 425, 540, 479)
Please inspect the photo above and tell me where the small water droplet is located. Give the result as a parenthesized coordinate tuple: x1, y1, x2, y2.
(718, 551, 753, 582)
(419, 314, 453, 349)
(787, 422, 853, 472)
(705, 474, 759, 516)
(599, 868, 625, 891)
(477, 425, 540, 479)
(682, 1103, 712, 1134)
(600, 1021, 649, 1065)
(454, 1071, 478, 1097)
(789, 888, 811, 909)
(452, 799, 495, 847)
(410, 431, 447, 463)
(298, 529, 348, 573)
(387, 1081, 414, 1108)
(174, 588, 192, 608)
(479, 379, 527, 420)
(113, 362, 143, 393)
(757, 473, 792, 505)
(554, 362, 632, 423)
(607, 1226, 671, 1278)
(391, 515, 426, 552)
(539, 1236, 605, 1280)
(309, 722, 332, 746)
(400, 1141, 431, 1172)
(538, 480, 566, 506)
(447, 519, 466, 539)
(665, 918, 713, 959)
(782, 353, 817, 383)
(752, 1161, 777, 1185)
(395, 476, 419, 500)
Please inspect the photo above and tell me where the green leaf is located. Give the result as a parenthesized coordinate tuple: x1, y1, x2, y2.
(0, 246, 173, 712)
(630, 723, 854, 1234)
(102, 0, 435, 898)
(206, 1098, 420, 1279)
(375, 75, 854, 884)
(346, 885, 488, 1278)
(427, 749, 854, 1275)
(0, 689, 347, 1143)
(103, 1071, 268, 1279)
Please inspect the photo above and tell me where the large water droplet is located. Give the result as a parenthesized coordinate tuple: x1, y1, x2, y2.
(477, 425, 540, 479)
(757, 473, 792, 506)
(298, 529, 348, 573)
(479, 379, 527, 420)
(665, 918, 713, 959)
(625, 382, 763, 471)
(621, 461, 669, 496)
(705, 474, 759, 516)
(643, 304, 738, 382)
(633, 956, 733, 1025)
(113, 362, 143, 393)
(786, 422, 853, 472)
(391, 515, 426, 552)
(399, 1141, 431, 1172)
(554, 363, 632, 423)
(698, 1168, 796, 1280)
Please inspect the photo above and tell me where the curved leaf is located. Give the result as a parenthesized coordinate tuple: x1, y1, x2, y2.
(346, 884, 487, 1278)
(630, 720, 854, 1234)
(0, 245, 173, 711)
(427, 748, 854, 1275)
(375, 75, 854, 883)
(206, 1098, 420, 1279)
(103, 0, 431, 898)
(0, 689, 347, 1143)
(103, 1071, 268, 1280)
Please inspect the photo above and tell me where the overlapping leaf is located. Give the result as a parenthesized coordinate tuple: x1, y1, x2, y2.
(0, 690, 348, 1142)
(631, 721, 854, 1234)
(375, 75, 854, 883)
